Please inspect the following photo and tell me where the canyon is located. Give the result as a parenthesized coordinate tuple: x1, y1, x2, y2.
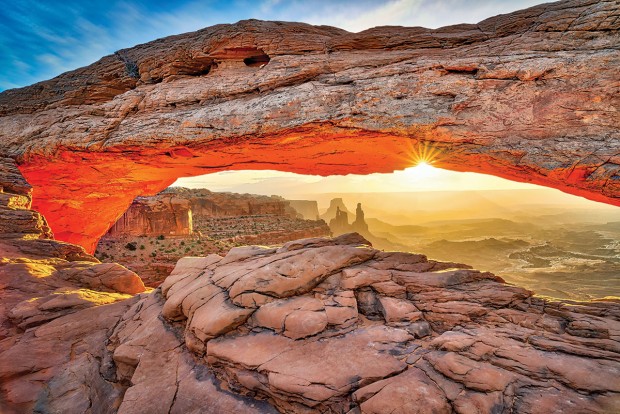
(1, 0, 620, 413)
(315, 192, 620, 301)
(96, 188, 329, 285)
(1, 157, 619, 412)
(0, 0, 617, 253)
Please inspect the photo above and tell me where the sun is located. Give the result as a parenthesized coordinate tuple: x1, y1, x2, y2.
(398, 140, 445, 179)
(402, 161, 439, 179)
(405, 140, 445, 167)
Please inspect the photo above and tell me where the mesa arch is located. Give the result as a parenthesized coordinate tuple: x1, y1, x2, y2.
(0, 0, 618, 253)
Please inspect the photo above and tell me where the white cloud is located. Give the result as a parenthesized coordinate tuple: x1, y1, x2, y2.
(295, 0, 547, 32)
(1, 0, 550, 90)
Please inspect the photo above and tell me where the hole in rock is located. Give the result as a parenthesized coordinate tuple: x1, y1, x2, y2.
(92, 161, 620, 302)
(244, 52, 271, 67)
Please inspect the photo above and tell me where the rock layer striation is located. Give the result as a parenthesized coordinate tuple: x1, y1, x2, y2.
(0, 0, 617, 251)
(153, 233, 620, 413)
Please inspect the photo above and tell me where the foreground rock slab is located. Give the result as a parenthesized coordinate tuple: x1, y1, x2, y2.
(158, 233, 620, 413)
(2, 231, 620, 413)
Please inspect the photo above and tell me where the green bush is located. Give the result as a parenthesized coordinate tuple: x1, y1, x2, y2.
(157, 235, 165, 240)
(125, 242, 137, 251)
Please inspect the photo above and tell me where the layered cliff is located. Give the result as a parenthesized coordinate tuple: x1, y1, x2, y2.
(167, 188, 296, 218)
(105, 187, 326, 239)
(107, 193, 193, 237)
(97, 188, 330, 286)
(0, 0, 616, 252)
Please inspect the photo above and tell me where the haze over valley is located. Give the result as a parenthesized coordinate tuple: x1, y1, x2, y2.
(98, 166, 620, 301)
(3, 1, 620, 412)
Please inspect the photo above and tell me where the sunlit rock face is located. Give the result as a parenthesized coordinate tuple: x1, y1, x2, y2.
(0, 158, 267, 413)
(1, 0, 619, 254)
(107, 192, 193, 238)
(1, 158, 619, 413)
(0, 159, 148, 411)
(0, 159, 146, 339)
(151, 233, 620, 413)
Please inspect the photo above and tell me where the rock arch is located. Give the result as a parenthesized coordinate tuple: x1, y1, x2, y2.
(1, 0, 618, 253)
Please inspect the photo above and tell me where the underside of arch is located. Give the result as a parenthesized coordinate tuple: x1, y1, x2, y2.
(1, 0, 619, 253)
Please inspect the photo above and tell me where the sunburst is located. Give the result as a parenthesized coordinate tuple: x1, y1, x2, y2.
(407, 140, 445, 166)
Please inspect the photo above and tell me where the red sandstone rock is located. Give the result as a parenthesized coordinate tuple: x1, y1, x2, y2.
(107, 193, 192, 237)
(0, 0, 616, 252)
(1, 2, 620, 412)
(150, 233, 620, 413)
(96, 188, 330, 286)
(2, 225, 620, 412)
(0, 161, 267, 413)
(106, 187, 308, 238)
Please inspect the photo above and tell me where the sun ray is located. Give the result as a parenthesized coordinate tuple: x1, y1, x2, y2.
(405, 140, 446, 167)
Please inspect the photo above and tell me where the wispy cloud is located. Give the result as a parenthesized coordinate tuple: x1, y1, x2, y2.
(262, 0, 546, 31)
(0, 0, 546, 91)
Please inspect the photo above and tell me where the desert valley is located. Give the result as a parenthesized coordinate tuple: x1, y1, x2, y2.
(1, 0, 619, 413)
(95, 184, 620, 302)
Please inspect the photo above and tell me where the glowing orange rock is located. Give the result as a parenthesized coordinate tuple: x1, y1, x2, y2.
(0, 0, 618, 252)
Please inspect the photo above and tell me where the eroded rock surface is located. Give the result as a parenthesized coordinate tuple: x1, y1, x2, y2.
(156, 233, 620, 413)
(95, 187, 330, 286)
(0, 161, 145, 410)
(0, 157, 146, 338)
(2, 226, 620, 412)
(0, 0, 617, 251)
(0, 158, 275, 414)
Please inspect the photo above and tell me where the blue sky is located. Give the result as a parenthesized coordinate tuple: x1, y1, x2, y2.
(0, 0, 547, 91)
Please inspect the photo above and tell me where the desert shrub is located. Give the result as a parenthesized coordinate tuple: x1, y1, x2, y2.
(157, 235, 165, 240)
(125, 242, 137, 251)
(140, 245, 145, 250)
(114, 51, 140, 79)
(125, 61, 139, 78)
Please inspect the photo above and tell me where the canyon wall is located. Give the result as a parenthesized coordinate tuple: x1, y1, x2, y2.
(106, 187, 311, 238)
(287, 200, 320, 220)
(0, 0, 617, 252)
(97, 188, 330, 285)
(170, 188, 295, 218)
(107, 194, 192, 237)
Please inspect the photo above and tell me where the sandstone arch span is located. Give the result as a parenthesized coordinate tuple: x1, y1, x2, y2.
(1, 0, 619, 253)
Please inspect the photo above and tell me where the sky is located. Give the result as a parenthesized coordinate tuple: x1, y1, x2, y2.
(1, 0, 548, 91)
(172, 164, 546, 196)
(2, 0, 555, 198)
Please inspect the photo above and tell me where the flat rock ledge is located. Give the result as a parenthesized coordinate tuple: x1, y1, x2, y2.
(153, 233, 620, 413)
(2, 232, 619, 413)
